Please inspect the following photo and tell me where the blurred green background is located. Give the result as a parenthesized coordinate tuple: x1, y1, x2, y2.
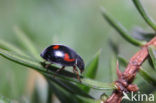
(0, 0, 156, 103)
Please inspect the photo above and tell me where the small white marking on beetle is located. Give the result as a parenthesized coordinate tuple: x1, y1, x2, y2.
(55, 51, 64, 57)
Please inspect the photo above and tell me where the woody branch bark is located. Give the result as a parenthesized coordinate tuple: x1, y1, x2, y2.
(105, 36, 156, 103)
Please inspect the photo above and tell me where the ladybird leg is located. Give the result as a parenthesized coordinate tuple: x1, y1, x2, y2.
(73, 66, 81, 82)
(44, 63, 50, 72)
(45, 64, 51, 68)
(53, 66, 65, 78)
(45, 62, 54, 68)
(45, 63, 53, 72)
(73, 68, 76, 74)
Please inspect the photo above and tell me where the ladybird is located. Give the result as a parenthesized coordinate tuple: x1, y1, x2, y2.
(40, 45, 84, 81)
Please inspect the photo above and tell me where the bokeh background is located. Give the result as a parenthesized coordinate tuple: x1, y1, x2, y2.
(0, 0, 156, 103)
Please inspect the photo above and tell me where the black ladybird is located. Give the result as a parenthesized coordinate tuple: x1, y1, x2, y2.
(40, 45, 84, 81)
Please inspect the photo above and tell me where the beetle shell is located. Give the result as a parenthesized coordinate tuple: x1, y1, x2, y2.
(40, 45, 84, 72)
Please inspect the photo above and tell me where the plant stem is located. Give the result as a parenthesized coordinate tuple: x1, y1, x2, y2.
(105, 36, 156, 103)
(133, 0, 156, 31)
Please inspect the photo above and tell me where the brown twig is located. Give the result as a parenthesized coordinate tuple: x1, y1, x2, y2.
(104, 36, 156, 103)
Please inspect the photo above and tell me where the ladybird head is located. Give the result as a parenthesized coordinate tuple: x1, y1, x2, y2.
(40, 46, 53, 60)
(40, 48, 49, 60)
(76, 56, 85, 74)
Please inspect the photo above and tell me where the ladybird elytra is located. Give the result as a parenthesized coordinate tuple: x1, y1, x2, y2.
(40, 45, 85, 81)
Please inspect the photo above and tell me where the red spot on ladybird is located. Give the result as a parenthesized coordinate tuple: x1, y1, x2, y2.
(53, 45, 60, 49)
(64, 53, 75, 62)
